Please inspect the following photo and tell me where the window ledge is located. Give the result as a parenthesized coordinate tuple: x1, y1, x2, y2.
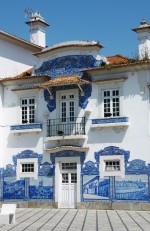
(46, 134, 87, 141)
(10, 123, 42, 134)
(91, 117, 129, 129)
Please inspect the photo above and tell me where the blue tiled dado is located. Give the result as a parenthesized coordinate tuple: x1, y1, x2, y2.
(10, 123, 42, 131)
(92, 117, 129, 124)
(0, 147, 150, 202)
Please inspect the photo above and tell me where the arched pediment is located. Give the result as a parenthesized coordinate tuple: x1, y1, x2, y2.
(13, 150, 43, 166)
(95, 146, 130, 164)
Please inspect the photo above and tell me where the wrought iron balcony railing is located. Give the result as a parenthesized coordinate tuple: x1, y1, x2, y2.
(47, 117, 85, 137)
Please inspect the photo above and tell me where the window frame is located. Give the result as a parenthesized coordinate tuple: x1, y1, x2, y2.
(105, 160, 120, 171)
(16, 158, 38, 180)
(98, 82, 123, 119)
(100, 155, 125, 178)
(56, 89, 78, 121)
(60, 93, 75, 122)
(103, 89, 120, 117)
(16, 92, 38, 125)
(20, 97, 36, 124)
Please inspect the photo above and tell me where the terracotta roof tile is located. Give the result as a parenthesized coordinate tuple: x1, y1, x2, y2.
(11, 86, 40, 91)
(93, 76, 128, 83)
(107, 54, 130, 64)
(39, 75, 90, 88)
(81, 60, 150, 72)
(0, 69, 50, 82)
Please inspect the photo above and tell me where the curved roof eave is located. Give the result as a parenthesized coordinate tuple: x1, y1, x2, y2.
(34, 41, 103, 56)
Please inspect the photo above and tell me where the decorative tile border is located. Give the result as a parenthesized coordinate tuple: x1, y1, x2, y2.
(10, 123, 42, 133)
(92, 117, 129, 124)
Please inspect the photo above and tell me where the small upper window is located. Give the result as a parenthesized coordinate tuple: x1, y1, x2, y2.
(105, 161, 120, 171)
(62, 162, 77, 170)
(21, 98, 35, 124)
(103, 89, 120, 117)
(21, 163, 34, 173)
(100, 155, 125, 178)
(61, 95, 66, 100)
(70, 94, 74, 99)
(17, 158, 38, 180)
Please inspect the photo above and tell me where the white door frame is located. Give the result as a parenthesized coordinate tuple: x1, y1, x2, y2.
(55, 156, 81, 208)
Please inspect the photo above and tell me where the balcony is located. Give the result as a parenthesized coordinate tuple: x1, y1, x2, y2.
(46, 117, 86, 140)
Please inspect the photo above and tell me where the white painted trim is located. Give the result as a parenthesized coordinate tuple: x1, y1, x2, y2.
(56, 89, 79, 120)
(16, 91, 38, 125)
(55, 156, 81, 208)
(91, 122, 129, 129)
(46, 135, 87, 141)
(16, 158, 38, 180)
(98, 82, 124, 118)
(44, 146, 89, 153)
(10, 128, 42, 134)
(100, 155, 125, 178)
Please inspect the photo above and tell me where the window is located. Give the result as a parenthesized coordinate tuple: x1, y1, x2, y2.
(103, 89, 120, 117)
(21, 163, 34, 173)
(62, 173, 68, 183)
(60, 94, 75, 122)
(21, 98, 35, 124)
(105, 161, 120, 171)
(62, 162, 77, 170)
(71, 173, 77, 183)
(17, 158, 38, 180)
(100, 155, 125, 178)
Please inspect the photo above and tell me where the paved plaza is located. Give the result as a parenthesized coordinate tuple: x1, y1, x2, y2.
(0, 208, 149, 231)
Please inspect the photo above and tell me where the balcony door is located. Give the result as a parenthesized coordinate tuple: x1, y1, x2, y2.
(60, 93, 75, 122)
(59, 93, 75, 135)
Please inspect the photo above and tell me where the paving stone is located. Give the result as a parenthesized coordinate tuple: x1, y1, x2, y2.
(138, 211, 150, 223)
(38, 209, 68, 231)
(127, 211, 150, 231)
(83, 210, 97, 231)
(117, 210, 142, 231)
(107, 210, 127, 231)
(68, 210, 87, 230)
(97, 210, 112, 231)
(0, 208, 149, 231)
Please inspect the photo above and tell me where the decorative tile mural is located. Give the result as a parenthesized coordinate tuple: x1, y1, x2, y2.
(35, 55, 99, 78)
(0, 147, 150, 202)
(115, 175, 149, 201)
(29, 177, 53, 199)
(81, 146, 150, 202)
(2, 150, 54, 201)
(3, 177, 25, 200)
(83, 175, 110, 201)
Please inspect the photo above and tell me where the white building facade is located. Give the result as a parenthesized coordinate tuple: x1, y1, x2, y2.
(0, 14, 150, 208)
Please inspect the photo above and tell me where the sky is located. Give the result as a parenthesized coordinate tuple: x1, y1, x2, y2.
(1, 0, 150, 58)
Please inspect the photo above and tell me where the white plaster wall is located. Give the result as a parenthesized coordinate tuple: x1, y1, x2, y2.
(30, 27, 46, 47)
(34, 46, 101, 70)
(1, 53, 150, 169)
(81, 69, 150, 164)
(0, 85, 4, 167)
(138, 32, 150, 59)
(0, 39, 38, 78)
(1, 85, 48, 167)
